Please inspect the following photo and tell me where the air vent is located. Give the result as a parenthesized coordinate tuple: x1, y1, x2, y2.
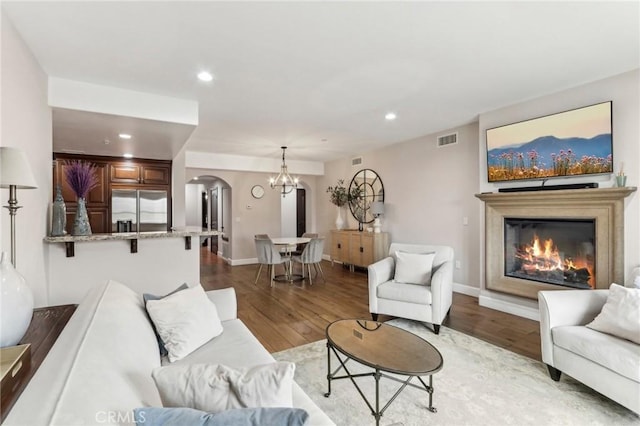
(437, 132, 458, 147)
(351, 157, 363, 166)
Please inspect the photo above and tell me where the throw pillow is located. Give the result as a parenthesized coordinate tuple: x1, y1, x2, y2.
(146, 285, 223, 362)
(152, 362, 295, 413)
(133, 407, 309, 426)
(586, 283, 640, 344)
(143, 283, 189, 357)
(394, 251, 436, 285)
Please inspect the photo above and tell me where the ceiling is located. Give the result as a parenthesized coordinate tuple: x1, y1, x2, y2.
(3, 1, 639, 162)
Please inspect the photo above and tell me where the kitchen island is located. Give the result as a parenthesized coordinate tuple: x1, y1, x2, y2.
(44, 228, 220, 305)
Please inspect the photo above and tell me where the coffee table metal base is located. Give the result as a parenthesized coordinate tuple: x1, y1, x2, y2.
(324, 342, 436, 425)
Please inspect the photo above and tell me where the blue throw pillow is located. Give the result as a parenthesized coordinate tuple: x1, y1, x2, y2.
(143, 283, 189, 356)
(133, 407, 309, 426)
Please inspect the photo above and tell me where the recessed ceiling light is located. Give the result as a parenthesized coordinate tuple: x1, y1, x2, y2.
(119, 133, 132, 139)
(197, 71, 213, 82)
(385, 112, 397, 121)
(123, 153, 133, 159)
(194, 176, 199, 180)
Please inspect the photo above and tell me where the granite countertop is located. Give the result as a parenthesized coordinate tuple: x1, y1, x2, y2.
(44, 227, 221, 243)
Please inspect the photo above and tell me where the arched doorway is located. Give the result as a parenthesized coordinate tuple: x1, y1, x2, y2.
(185, 175, 231, 260)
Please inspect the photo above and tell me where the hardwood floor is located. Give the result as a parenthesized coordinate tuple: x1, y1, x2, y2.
(200, 247, 542, 361)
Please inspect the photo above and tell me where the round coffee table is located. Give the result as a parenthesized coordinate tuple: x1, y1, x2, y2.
(324, 319, 443, 425)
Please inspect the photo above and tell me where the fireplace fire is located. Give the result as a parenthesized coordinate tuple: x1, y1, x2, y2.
(505, 218, 595, 289)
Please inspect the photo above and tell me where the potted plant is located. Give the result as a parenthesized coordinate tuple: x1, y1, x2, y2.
(327, 179, 360, 230)
(64, 160, 98, 235)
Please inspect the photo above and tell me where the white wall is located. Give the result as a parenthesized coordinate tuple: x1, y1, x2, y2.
(171, 147, 187, 228)
(478, 69, 640, 310)
(185, 183, 204, 227)
(319, 122, 481, 290)
(280, 190, 297, 237)
(1, 13, 52, 307)
(47, 237, 200, 305)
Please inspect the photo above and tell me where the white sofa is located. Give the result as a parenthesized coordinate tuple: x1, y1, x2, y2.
(368, 243, 454, 334)
(538, 289, 640, 414)
(5, 280, 334, 425)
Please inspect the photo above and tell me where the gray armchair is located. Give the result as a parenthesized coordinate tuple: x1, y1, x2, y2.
(368, 243, 454, 334)
(254, 237, 289, 287)
(292, 237, 325, 285)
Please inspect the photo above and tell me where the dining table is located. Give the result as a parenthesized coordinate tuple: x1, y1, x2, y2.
(271, 237, 311, 282)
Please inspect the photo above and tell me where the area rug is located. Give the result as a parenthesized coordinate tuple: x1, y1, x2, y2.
(273, 319, 638, 426)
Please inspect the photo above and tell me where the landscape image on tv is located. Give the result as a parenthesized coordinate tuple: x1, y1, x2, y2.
(486, 101, 612, 183)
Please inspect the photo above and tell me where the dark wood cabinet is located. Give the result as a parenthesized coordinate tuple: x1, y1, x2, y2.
(141, 165, 170, 185)
(55, 161, 108, 205)
(110, 163, 170, 185)
(110, 163, 140, 183)
(53, 154, 172, 234)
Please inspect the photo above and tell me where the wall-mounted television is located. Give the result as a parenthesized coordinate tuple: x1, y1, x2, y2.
(486, 101, 613, 183)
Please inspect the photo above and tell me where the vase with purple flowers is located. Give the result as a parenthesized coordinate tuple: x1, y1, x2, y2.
(64, 160, 98, 236)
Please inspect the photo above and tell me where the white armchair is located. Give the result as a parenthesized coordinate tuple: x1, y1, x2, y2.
(368, 243, 454, 334)
(539, 288, 640, 414)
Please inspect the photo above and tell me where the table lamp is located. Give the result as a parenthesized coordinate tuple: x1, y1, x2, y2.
(371, 201, 384, 233)
(0, 147, 37, 347)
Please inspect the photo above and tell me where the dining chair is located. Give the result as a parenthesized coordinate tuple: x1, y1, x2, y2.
(292, 237, 325, 285)
(254, 237, 289, 287)
(291, 232, 318, 256)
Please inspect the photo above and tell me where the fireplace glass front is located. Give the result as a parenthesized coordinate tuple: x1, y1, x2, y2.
(504, 218, 595, 289)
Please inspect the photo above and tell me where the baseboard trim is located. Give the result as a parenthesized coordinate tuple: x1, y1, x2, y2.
(479, 295, 540, 321)
(453, 283, 480, 297)
(229, 257, 257, 266)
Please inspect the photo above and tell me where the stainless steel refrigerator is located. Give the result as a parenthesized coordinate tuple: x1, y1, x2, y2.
(112, 189, 168, 232)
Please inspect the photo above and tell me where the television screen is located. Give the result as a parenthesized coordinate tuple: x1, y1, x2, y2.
(486, 101, 613, 183)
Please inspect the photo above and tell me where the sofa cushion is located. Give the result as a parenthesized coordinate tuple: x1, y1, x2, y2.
(133, 407, 309, 426)
(587, 283, 640, 344)
(393, 251, 436, 285)
(143, 283, 189, 357)
(146, 284, 224, 362)
(170, 319, 333, 426)
(552, 325, 640, 382)
(152, 362, 295, 413)
(377, 280, 432, 305)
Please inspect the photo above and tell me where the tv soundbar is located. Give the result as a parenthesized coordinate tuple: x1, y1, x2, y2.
(498, 182, 598, 193)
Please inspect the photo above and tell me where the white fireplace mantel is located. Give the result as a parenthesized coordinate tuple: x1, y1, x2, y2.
(476, 187, 636, 300)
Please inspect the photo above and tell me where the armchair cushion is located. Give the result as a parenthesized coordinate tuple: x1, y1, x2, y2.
(393, 251, 435, 285)
(377, 281, 432, 305)
(587, 283, 640, 344)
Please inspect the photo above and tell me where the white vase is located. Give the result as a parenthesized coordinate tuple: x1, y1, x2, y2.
(0, 252, 34, 347)
(335, 206, 345, 230)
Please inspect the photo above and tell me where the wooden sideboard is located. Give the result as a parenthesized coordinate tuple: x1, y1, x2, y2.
(330, 230, 389, 269)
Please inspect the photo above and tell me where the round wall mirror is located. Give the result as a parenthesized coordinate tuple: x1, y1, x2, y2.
(348, 169, 384, 224)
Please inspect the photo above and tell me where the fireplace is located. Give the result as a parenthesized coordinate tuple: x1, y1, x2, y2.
(504, 218, 595, 289)
(476, 187, 635, 300)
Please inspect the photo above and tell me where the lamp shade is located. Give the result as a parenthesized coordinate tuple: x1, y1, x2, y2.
(0, 147, 37, 189)
(371, 201, 384, 216)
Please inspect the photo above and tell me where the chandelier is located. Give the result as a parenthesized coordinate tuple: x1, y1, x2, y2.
(270, 146, 299, 197)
